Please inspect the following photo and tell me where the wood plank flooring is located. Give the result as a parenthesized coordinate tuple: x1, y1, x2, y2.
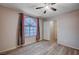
(1, 40, 79, 55)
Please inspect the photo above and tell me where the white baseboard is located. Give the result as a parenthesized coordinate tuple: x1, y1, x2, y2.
(0, 46, 18, 54)
(58, 42, 79, 50)
(0, 44, 28, 54)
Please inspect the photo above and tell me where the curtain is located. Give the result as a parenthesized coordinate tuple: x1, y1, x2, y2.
(17, 13, 25, 46)
(36, 18, 40, 42)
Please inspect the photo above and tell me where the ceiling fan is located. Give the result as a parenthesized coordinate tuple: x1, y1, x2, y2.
(36, 3, 57, 14)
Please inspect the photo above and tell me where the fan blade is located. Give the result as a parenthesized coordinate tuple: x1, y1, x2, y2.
(51, 3, 56, 5)
(50, 7, 57, 11)
(36, 7, 44, 9)
(44, 10, 46, 14)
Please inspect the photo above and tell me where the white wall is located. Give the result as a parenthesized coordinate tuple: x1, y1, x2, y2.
(0, 6, 19, 52)
(49, 10, 79, 49)
(0, 6, 44, 52)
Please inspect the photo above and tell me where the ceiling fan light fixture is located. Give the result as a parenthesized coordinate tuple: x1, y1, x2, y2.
(35, 3, 57, 14)
(45, 6, 50, 10)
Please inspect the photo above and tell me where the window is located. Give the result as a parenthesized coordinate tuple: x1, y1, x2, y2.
(24, 17, 37, 37)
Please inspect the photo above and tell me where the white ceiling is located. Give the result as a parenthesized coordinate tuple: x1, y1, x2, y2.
(0, 3, 79, 18)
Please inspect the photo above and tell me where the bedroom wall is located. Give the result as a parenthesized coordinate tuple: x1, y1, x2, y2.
(0, 6, 44, 52)
(0, 6, 19, 52)
(57, 10, 79, 49)
(49, 10, 79, 49)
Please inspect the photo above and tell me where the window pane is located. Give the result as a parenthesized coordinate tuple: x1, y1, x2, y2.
(26, 32, 29, 36)
(24, 31, 29, 36)
(30, 29, 33, 33)
(34, 32, 36, 36)
(24, 26, 30, 36)
(30, 27, 33, 30)
(26, 27, 30, 31)
(30, 32, 33, 36)
(34, 27, 36, 31)
(24, 27, 29, 33)
(34, 30, 36, 33)
(33, 22, 36, 26)
(24, 16, 37, 37)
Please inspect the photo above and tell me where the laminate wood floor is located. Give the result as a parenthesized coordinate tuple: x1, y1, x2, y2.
(2, 40, 79, 55)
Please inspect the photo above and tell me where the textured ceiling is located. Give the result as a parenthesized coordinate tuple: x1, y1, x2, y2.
(0, 3, 79, 18)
